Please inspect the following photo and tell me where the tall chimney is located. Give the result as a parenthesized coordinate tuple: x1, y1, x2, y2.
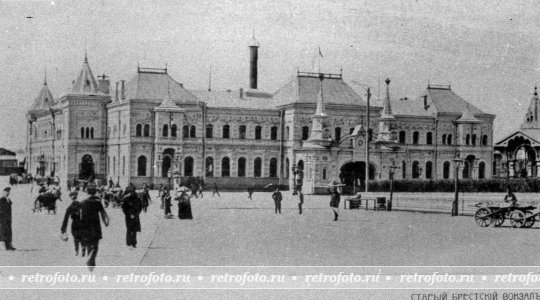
(98, 74, 110, 94)
(115, 81, 119, 101)
(249, 34, 260, 90)
(239, 88, 244, 99)
(121, 80, 125, 100)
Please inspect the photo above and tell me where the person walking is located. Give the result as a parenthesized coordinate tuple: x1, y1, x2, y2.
(141, 183, 150, 213)
(121, 185, 142, 249)
(247, 187, 254, 200)
(330, 187, 341, 221)
(0, 187, 15, 251)
(79, 185, 109, 271)
(298, 191, 304, 215)
(272, 188, 283, 214)
(108, 178, 114, 189)
(175, 187, 193, 219)
(163, 190, 173, 219)
(60, 191, 84, 256)
(212, 183, 220, 197)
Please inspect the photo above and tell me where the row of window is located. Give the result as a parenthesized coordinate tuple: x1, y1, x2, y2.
(80, 127, 95, 139)
(403, 161, 487, 179)
(398, 131, 489, 146)
(134, 155, 286, 178)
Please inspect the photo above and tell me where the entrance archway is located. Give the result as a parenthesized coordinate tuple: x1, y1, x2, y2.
(340, 161, 375, 190)
(514, 145, 536, 178)
(161, 148, 175, 178)
(79, 154, 95, 179)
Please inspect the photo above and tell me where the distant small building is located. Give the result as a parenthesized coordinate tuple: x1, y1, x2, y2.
(0, 148, 18, 175)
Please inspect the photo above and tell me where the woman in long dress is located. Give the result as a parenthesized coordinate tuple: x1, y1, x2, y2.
(175, 188, 193, 220)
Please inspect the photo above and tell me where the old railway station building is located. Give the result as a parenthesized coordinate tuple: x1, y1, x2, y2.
(26, 38, 494, 193)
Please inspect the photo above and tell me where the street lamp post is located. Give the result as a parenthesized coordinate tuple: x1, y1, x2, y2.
(452, 155, 464, 216)
(388, 160, 399, 212)
(351, 81, 372, 193)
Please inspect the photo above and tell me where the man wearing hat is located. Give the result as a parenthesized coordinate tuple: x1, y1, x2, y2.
(79, 184, 109, 270)
(0, 187, 15, 251)
(272, 188, 283, 214)
(329, 187, 341, 221)
(121, 184, 142, 249)
(61, 191, 84, 256)
(0, 187, 15, 250)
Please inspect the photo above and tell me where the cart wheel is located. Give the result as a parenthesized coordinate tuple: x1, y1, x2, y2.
(510, 210, 526, 228)
(474, 208, 492, 227)
(492, 212, 505, 227)
(524, 211, 535, 228)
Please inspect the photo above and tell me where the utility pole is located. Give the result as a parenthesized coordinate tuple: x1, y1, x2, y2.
(365, 87, 371, 193)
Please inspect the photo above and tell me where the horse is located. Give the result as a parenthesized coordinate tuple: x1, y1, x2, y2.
(33, 189, 62, 214)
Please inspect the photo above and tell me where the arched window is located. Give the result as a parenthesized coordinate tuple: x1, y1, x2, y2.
(335, 127, 341, 142)
(86, 127, 90, 139)
(402, 161, 406, 179)
(223, 124, 230, 138)
(221, 157, 230, 177)
(442, 134, 447, 145)
(322, 168, 327, 180)
(239, 125, 246, 139)
(286, 126, 290, 140)
(205, 157, 214, 177)
(254, 157, 262, 177)
(412, 161, 420, 179)
(238, 157, 246, 177)
(184, 157, 194, 177)
(137, 156, 147, 176)
(136, 124, 142, 136)
(143, 124, 150, 137)
(269, 158, 278, 177)
(162, 124, 169, 137)
(270, 126, 278, 140)
(302, 126, 309, 140)
(479, 162, 486, 179)
(426, 132, 433, 145)
(90, 127, 94, 139)
(81, 127, 84, 138)
(399, 131, 406, 144)
(413, 132, 419, 145)
(425, 161, 433, 179)
(447, 134, 453, 145)
(472, 134, 476, 146)
(171, 124, 177, 137)
(183, 125, 189, 138)
(482, 135, 488, 146)
(466, 134, 470, 145)
(190, 125, 196, 138)
(206, 124, 213, 138)
(255, 126, 262, 140)
(443, 161, 451, 179)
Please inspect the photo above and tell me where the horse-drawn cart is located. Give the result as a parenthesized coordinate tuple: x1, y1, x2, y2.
(474, 202, 536, 228)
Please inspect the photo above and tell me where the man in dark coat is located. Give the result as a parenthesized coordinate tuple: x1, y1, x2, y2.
(330, 187, 341, 221)
(212, 183, 220, 197)
(79, 184, 109, 270)
(272, 188, 283, 214)
(0, 187, 15, 250)
(60, 191, 84, 256)
(122, 185, 142, 249)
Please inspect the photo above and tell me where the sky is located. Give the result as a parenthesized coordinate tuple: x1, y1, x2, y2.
(0, 0, 539, 152)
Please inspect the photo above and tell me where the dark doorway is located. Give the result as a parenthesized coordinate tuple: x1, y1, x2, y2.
(161, 148, 175, 178)
(79, 154, 95, 179)
(340, 161, 375, 190)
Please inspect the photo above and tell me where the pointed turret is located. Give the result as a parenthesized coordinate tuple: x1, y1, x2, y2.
(380, 78, 394, 120)
(71, 53, 101, 95)
(304, 74, 332, 148)
(30, 74, 55, 111)
(521, 87, 540, 129)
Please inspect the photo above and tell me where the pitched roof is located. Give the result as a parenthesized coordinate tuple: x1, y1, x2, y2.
(456, 105, 481, 123)
(71, 55, 101, 95)
(390, 97, 434, 117)
(30, 81, 54, 111)
(273, 73, 366, 107)
(189, 90, 276, 110)
(424, 85, 485, 115)
(124, 70, 197, 102)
